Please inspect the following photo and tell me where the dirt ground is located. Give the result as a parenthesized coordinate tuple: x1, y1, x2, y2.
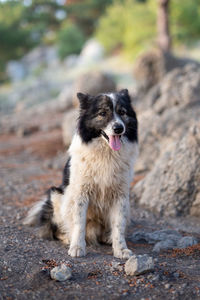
(1, 129, 200, 300)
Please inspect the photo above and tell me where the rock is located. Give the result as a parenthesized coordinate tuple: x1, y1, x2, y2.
(73, 71, 116, 107)
(50, 263, 72, 281)
(133, 49, 200, 94)
(153, 239, 177, 253)
(176, 236, 198, 249)
(125, 254, 154, 276)
(135, 63, 200, 173)
(22, 46, 59, 74)
(64, 54, 79, 69)
(133, 122, 200, 217)
(62, 108, 79, 146)
(131, 230, 181, 244)
(6, 61, 27, 82)
(56, 85, 74, 112)
(78, 39, 104, 66)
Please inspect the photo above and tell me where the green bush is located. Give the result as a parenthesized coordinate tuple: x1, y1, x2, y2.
(57, 22, 86, 60)
(95, 0, 156, 59)
(96, 0, 200, 59)
(171, 0, 200, 44)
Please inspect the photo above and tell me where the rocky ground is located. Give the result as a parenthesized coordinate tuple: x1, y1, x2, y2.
(1, 117, 200, 300)
(1, 47, 200, 299)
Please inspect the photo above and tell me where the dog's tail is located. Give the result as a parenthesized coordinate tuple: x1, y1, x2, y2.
(23, 186, 63, 239)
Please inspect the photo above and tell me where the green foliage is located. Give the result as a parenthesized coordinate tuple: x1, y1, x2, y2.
(66, 0, 113, 36)
(57, 22, 86, 60)
(95, 0, 156, 59)
(171, 0, 200, 44)
(0, 1, 35, 81)
(96, 0, 200, 58)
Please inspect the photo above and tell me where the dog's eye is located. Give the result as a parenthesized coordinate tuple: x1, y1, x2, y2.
(99, 111, 106, 117)
(118, 109, 126, 116)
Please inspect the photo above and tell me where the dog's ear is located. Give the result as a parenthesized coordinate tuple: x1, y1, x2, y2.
(119, 89, 131, 103)
(77, 92, 89, 110)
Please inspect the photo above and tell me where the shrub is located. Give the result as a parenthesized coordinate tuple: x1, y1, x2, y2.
(95, 0, 156, 59)
(57, 21, 86, 60)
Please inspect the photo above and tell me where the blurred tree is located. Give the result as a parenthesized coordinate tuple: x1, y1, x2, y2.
(0, 0, 67, 81)
(0, 1, 35, 81)
(171, 0, 200, 44)
(157, 0, 171, 52)
(57, 21, 86, 59)
(96, 0, 156, 58)
(66, 0, 113, 36)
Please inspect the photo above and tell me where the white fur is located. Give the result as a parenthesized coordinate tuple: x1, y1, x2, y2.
(23, 199, 45, 226)
(54, 133, 138, 258)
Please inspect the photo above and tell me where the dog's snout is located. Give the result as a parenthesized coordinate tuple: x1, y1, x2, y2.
(113, 123, 124, 134)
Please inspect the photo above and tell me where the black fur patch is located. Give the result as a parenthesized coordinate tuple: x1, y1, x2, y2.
(61, 157, 71, 189)
(77, 90, 138, 144)
(39, 186, 63, 239)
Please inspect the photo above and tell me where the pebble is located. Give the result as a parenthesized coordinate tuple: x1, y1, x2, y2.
(50, 263, 72, 282)
(125, 254, 154, 276)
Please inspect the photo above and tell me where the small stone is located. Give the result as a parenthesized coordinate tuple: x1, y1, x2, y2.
(153, 239, 177, 252)
(50, 263, 72, 281)
(125, 254, 154, 276)
(176, 236, 198, 249)
(165, 283, 171, 289)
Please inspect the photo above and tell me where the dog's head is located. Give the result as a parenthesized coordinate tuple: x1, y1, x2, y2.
(77, 89, 138, 151)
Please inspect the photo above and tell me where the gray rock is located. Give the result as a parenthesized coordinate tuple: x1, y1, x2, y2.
(6, 61, 27, 82)
(176, 236, 198, 249)
(78, 39, 104, 66)
(125, 254, 154, 276)
(153, 239, 177, 252)
(133, 122, 200, 217)
(62, 108, 79, 146)
(50, 263, 72, 281)
(73, 71, 116, 107)
(134, 63, 200, 173)
(134, 49, 200, 108)
(131, 230, 181, 244)
(57, 85, 74, 112)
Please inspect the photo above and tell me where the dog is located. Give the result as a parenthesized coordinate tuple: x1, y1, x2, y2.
(24, 89, 138, 259)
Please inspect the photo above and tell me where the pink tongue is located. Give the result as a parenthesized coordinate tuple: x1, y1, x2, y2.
(109, 135, 121, 151)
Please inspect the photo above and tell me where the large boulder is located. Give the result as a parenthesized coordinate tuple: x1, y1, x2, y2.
(135, 63, 200, 173)
(133, 49, 200, 96)
(73, 71, 116, 107)
(132, 123, 200, 217)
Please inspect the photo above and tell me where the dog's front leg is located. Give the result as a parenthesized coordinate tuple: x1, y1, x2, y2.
(110, 198, 133, 259)
(68, 197, 89, 257)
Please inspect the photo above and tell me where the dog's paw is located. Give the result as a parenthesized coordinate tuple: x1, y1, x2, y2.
(113, 248, 133, 260)
(68, 245, 86, 257)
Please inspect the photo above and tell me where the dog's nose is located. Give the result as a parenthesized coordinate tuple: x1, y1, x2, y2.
(113, 123, 124, 134)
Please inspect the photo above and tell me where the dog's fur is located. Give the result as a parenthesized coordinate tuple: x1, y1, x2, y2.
(24, 89, 138, 259)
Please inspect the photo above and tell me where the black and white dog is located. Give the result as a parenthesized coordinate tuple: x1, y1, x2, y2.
(24, 89, 138, 259)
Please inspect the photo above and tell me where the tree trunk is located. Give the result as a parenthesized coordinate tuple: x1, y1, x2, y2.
(157, 0, 171, 52)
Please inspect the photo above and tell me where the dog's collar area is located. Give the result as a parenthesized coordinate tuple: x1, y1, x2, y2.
(101, 130, 109, 141)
